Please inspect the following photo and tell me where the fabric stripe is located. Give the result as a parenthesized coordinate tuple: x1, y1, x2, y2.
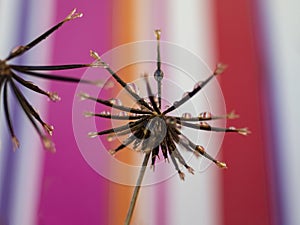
(38, 2, 112, 225)
(258, 1, 300, 225)
(9, 1, 54, 224)
(108, 1, 139, 224)
(0, 0, 29, 224)
(254, 1, 284, 224)
(0, 0, 21, 193)
(128, 2, 169, 225)
(3, 2, 291, 225)
(164, 1, 221, 225)
(214, 1, 273, 224)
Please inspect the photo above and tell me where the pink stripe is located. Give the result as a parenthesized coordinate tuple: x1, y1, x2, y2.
(38, 3, 112, 224)
(151, 3, 169, 224)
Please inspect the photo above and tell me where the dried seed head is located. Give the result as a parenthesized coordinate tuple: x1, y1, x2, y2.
(81, 29, 250, 225)
(1, 8, 104, 151)
(83, 30, 249, 187)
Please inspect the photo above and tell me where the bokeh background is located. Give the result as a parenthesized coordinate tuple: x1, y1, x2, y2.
(1, 0, 299, 225)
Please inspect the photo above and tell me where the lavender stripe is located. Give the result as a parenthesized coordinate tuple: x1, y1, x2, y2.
(0, 0, 30, 224)
(253, 1, 284, 225)
(256, 0, 300, 224)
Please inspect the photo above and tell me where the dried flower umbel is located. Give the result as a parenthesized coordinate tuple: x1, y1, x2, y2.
(0, 9, 104, 151)
(82, 30, 250, 224)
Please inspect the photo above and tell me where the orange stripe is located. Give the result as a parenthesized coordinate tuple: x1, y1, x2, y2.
(108, 1, 138, 224)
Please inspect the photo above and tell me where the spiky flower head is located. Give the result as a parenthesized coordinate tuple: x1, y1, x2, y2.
(83, 30, 250, 180)
(0, 9, 107, 151)
(81, 29, 250, 225)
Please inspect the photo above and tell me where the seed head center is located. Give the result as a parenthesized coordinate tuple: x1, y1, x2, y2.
(0, 60, 11, 76)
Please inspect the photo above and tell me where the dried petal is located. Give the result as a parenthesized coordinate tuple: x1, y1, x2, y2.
(88, 132, 98, 138)
(214, 63, 228, 75)
(43, 124, 54, 136)
(216, 161, 227, 169)
(12, 136, 20, 151)
(64, 8, 83, 21)
(47, 92, 61, 102)
(42, 136, 56, 153)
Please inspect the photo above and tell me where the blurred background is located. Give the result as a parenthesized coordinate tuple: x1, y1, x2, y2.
(0, 0, 299, 224)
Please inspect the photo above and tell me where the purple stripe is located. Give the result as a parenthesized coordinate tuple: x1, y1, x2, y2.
(252, 1, 284, 225)
(0, 1, 30, 224)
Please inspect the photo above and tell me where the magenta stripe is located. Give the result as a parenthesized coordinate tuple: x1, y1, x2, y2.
(38, 3, 112, 224)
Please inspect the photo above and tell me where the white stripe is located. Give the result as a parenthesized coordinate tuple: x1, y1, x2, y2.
(165, 1, 222, 225)
(0, 0, 23, 204)
(261, 1, 300, 225)
(130, 2, 157, 224)
(9, 1, 55, 225)
(0, 0, 23, 58)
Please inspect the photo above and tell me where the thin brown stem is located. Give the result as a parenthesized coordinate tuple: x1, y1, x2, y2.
(124, 153, 150, 225)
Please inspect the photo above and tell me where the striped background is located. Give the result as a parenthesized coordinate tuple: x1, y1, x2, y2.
(1, 0, 300, 225)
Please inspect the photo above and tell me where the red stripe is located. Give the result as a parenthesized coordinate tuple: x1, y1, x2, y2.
(213, 1, 273, 224)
